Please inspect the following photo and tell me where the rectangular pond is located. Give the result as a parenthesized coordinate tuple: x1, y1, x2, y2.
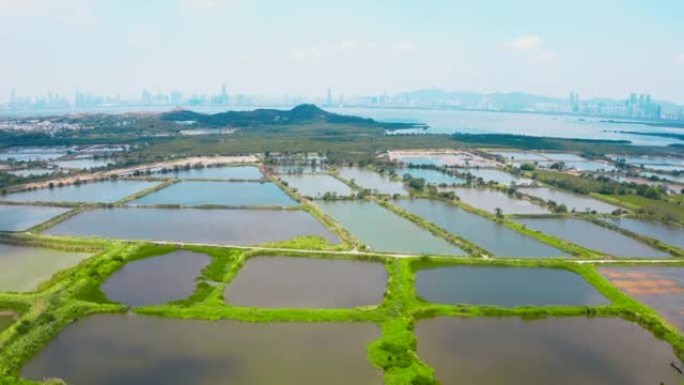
(155, 166, 262, 180)
(415, 265, 607, 306)
(0, 148, 66, 162)
(317, 200, 463, 255)
(21, 314, 382, 385)
(463, 168, 534, 186)
(491, 151, 550, 162)
(601, 267, 684, 332)
(0, 243, 91, 292)
(9, 169, 56, 177)
(53, 158, 115, 170)
(401, 168, 465, 185)
(516, 218, 669, 258)
(337, 167, 408, 195)
(416, 317, 682, 385)
(102, 250, 211, 307)
(131, 181, 296, 207)
(0, 205, 70, 231)
(45, 207, 340, 246)
(225, 256, 387, 308)
(279, 174, 354, 198)
(520, 187, 620, 213)
(2, 180, 159, 204)
(604, 218, 684, 249)
(445, 187, 550, 215)
(273, 165, 325, 174)
(395, 199, 566, 258)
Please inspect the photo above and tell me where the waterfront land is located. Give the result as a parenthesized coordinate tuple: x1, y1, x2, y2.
(2, 106, 684, 384)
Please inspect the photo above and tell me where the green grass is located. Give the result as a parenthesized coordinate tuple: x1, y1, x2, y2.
(2, 222, 684, 385)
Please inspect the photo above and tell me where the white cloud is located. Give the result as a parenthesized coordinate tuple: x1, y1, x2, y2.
(290, 48, 323, 61)
(393, 41, 416, 52)
(504, 36, 542, 51)
(676, 53, 684, 65)
(340, 39, 360, 50)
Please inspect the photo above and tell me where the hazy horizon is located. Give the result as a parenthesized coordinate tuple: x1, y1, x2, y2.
(1, 0, 684, 103)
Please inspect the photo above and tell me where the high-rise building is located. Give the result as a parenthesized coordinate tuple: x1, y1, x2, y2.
(9, 88, 16, 107)
(326, 88, 332, 106)
(221, 83, 229, 105)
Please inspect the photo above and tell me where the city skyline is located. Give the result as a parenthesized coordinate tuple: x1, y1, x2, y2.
(1, 0, 683, 104)
(4, 85, 684, 121)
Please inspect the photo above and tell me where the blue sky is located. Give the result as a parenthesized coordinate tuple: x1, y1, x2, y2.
(1, 0, 683, 103)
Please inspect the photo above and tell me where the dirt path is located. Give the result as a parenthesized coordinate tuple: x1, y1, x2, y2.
(17, 155, 259, 191)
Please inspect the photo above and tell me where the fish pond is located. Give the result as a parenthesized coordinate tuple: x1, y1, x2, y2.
(45, 208, 339, 246)
(0, 148, 66, 162)
(520, 187, 620, 213)
(600, 267, 684, 332)
(395, 199, 566, 258)
(9, 168, 56, 177)
(279, 174, 354, 198)
(131, 181, 296, 207)
(463, 168, 534, 186)
(0, 205, 70, 231)
(517, 218, 669, 258)
(337, 167, 407, 195)
(53, 158, 115, 170)
(604, 218, 684, 249)
(155, 166, 262, 180)
(102, 250, 211, 307)
(21, 315, 382, 385)
(2, 180, 158, 203)
(0, 243, 91, 292)
(446, 187, 549, 215)
(415, 266, 607, 306)
(225, 256, 387, 308)
(416, 317, 683, 385)
(317, 200, 463, 255)
(400, 168, 465, 185)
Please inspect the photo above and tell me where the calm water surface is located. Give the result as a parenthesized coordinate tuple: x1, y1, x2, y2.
(156, 166, 262, 180)
(600, 267, 684, 332)
(21, 314, 382, 385)
(415, 266, 607, 306)
(605, 218, 684, 249)
(225, 256, 387, 308)
(132, 181, 296, 206)
(0, 205, 70, 231)
(395, 199, 566, 258)
(517, 218, 669, 258)
(462, 168, 533, 186)
(446, 187, 549, 215)
(337, 167, 408, 195)
(102, 251, 210, 306)
(279, 174, 353, 198)
(317, 200, 463, 255)
(521, 187, 619, 213)
(401, 168, 465, 185)
(53, 158, 115, 169)
(45, 208, 339, 245)
(416, 317, 683, 385)
(327, 107, 682, 146)
(0, 244, 91, 292)
(2, 180, 158, 203)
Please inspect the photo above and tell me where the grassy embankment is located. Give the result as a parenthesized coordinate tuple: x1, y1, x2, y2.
(2, 234, 684, 384)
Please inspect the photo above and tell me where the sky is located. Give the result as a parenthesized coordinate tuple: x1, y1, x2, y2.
(1, 0, 684, 103)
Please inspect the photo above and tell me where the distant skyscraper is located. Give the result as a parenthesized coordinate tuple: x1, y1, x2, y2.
(326, 88, 332, 106)
(9, 88, 16, 107)
(220, 83, 229, 105)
